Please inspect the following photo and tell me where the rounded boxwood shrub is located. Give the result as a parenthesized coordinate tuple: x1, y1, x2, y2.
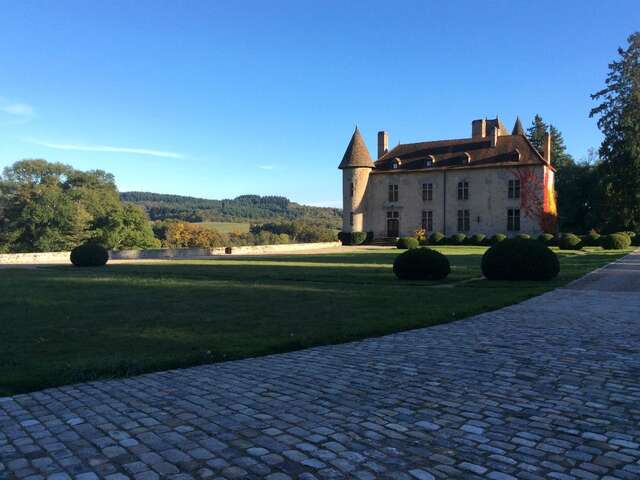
(516, 234, 531, 240)
(602, 233, 631, 250)
(448, 233, 466, 245)
(397, 236, 419, 249)
(481, 238, 560, 281)
(489, 233, 507, 245)
(70, 243, 109, 267)
(537, 233, 555, 245)
(559, 233, 583, 250)
(428, 231, 445, 245)
(582, 230, 601, 246)
(393, 247, 450, 280)
(338, 231, 367, 245)
(469, 233, 486, 245)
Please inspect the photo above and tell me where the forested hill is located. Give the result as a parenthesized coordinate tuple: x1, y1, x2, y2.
(120, 191, 342, 227)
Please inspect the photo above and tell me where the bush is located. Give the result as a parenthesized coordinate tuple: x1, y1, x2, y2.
(338, 231, 367, 245)
(602, 233, 631, 250)
(364, 231, 374, 244)
(582, 230, 601, 246)
(489, 233, 507, 245)
(516, 234, 531, 240)
(448, 233, 466, 245)
(397, 237, 419, 249)
(393, 247, 451, 280)
(428, 232, 445, 245)
(469, 233, 486, 245)
(537, 233, 555, 245)
(70, 243, 109, 267)
(559, 233, 583, 250)
(481, 238, 560, 281)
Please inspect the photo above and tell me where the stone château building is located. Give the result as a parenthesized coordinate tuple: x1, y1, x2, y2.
(338, 117, 557, 239)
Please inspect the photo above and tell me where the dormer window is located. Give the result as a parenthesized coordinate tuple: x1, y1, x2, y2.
(425, 155, 435, 167)
(391, 158, 402, 169)
(463, 152, 471, 165)
(514, 148, 522, 162)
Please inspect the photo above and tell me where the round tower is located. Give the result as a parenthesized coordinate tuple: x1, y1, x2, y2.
(338, 127, 374, 233)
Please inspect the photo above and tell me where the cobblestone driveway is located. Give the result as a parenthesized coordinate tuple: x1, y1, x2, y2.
(1, 253, 639, 480)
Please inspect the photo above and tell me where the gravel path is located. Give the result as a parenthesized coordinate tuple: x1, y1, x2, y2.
(1, 252, 639, 480)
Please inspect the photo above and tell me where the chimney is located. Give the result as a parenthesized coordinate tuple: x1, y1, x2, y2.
(472, 118, 487, 138)
(543, 132, 552, 164)
(491, 126, 498, 147)
(377, 131, 388, 158)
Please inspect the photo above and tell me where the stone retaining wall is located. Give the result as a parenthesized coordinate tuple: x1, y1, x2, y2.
(0, 242, 342, 264)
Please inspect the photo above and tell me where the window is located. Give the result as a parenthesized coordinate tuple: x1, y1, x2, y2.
(388, 184, 399, 202)
(350, 182, 354, 198)
(457, 209, 470, 232)
(349, 212, 354, 226)
(457, 181, 469, 200)
(508, 179, 520, 199)
(507, 208, 520, 231)
(421, 210, 433, 231)
(422, 183, 433, 201)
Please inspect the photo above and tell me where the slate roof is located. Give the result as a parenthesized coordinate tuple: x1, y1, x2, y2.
(338, 127, 374, 169)
(374, 134, 549, 173)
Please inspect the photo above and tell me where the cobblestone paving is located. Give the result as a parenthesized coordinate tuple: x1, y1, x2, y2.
(2, 253, 640, 480)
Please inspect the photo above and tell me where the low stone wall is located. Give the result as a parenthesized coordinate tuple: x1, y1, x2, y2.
(0, 251, 71, 265)
(0, 242, 342, 264)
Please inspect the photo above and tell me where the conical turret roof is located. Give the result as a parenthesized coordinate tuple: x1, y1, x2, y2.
(338, 127, 374, 169)
(512, 116, 525, 136)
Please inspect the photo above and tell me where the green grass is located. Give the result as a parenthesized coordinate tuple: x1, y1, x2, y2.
(196, 221, 251, 233)
(0, 246, 630, 395)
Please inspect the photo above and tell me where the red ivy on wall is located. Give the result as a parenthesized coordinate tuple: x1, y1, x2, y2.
(513, 167, 557, 233)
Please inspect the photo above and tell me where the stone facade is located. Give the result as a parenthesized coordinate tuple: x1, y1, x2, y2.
(339, 117, 558, 239)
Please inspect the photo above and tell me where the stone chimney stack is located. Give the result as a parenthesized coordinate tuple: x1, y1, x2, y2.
(491, 126, 499, 147)
(543, 132, 552, 164)
(472, 119, 487, 138)
(377, 131, 388, 158)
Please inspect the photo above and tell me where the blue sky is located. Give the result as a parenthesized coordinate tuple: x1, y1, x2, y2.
(0, 1, 638, 207)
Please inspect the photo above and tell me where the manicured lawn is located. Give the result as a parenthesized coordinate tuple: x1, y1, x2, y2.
(0, 246, 630, 395)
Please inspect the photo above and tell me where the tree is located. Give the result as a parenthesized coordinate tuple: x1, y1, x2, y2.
(527, 115, 575, 170)
(590, 32, 640, 231)
(0, 159, 161, 252)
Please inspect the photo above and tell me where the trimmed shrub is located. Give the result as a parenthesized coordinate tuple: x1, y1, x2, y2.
(582, 230, 601, 246)
(338, 231, 367, 245)
(364, 231, 374, 244)
(428, 231, 445, 245)
(559, 233, 583, 250)
(489, 233, 507, 245)
(537, 233, 555, 245)
(516, 234, 531, 240)
(448, 233, 466, 245)
(481, 238, 559, 281)
(397, 237, 419, 249)
(393, 247, 451, 280)
(468, 233, 486, 245)
(602, 233, 631, 250)
(70, 243, 109, 267)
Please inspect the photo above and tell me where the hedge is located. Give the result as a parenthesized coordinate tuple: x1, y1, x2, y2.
(481, 238, 560, 281)
(393, 247, 451, 280)
(70, 243, 109, 267)
(397, 237, 419, 249)
(338, 231, 367, 245)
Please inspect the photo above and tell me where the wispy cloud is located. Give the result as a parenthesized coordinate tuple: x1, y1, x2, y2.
(24, 139, 184, 159)
(0, 98, 35, 125)
(258, 164, 275, 170)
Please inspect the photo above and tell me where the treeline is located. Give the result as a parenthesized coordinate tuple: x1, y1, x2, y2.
(121, 191, 341, 228)
(537, 33, 640, 234)
(153, 220, 337, 248)
(0, 160, 159, 253)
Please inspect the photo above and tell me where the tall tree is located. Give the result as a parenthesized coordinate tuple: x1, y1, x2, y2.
(590, 32, 640, 231)
(0, 159, 159, 252)
(527, 115, 574, 170)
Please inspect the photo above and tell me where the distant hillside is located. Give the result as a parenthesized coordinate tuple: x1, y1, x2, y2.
(120, 192, 342, 228)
